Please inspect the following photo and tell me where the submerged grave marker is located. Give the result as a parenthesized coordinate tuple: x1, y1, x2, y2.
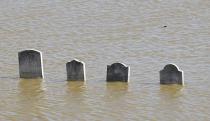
(106, 63, 130, 82)
(18, 49, 44, 79)
(66, 59, 86, 81)
(160, 64, 184, 85)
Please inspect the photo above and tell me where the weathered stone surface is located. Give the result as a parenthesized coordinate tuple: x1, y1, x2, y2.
(106, 63, 130, 82)
(66, 59, 86, 81)
(18, 49, 43, 79)
(160, 64, 184, 85)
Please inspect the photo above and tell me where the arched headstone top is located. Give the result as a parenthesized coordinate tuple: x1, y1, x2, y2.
(160, 63, 184, 85)
(18, 49, 43, 79)
(106, 62, 130, 82)
(162, 63, 181, 72)
(18, 49, 42, 55)
(109, 63, 128, 68)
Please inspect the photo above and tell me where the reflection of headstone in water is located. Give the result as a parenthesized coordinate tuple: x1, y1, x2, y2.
(66, 81, 86, 93)
(160, 64, 184, 85)
(66, 59, 86, 81)
(18, 79, 43, 96)
(106, 63, 130, 82)
(18, 79, 47, 120)
(106, 82, 128, 91)
(18, 49, 44, 79)
(160, 84, 183, 96)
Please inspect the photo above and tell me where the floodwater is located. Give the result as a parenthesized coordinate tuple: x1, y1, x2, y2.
(0, 0, 210, 120)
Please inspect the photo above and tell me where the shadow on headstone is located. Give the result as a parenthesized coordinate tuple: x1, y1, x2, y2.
(160, 64, 184, 85)
(66, 59, 86, 81)
(106, 63, 130, 82)
(18, 49, 44, 79)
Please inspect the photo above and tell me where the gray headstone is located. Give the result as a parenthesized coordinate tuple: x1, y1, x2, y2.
(18, 49, 44, 79)
(106, 63, 130, 82)
(66, 59, 86, 81)
(160, 64, 184, 85)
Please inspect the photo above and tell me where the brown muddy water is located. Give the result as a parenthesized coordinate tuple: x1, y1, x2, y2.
(0, 0, 210, 120)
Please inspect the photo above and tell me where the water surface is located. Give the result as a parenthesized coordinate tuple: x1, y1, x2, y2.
(0, 0, 210, 120)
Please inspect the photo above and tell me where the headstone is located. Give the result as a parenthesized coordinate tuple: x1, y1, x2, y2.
(106, 63, 130, 82)
(160, 64, 184, 85)
(66, 59, 86, 81)
(18, 49, 44, 79)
